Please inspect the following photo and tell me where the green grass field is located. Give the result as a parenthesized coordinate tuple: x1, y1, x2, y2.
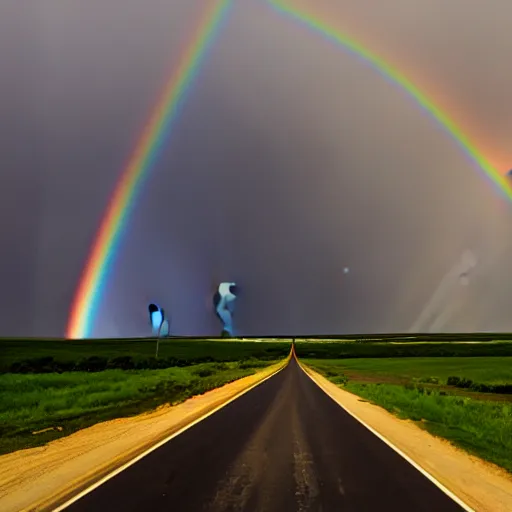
(0, 339, 291, 373)
(303, 357, 512, 386)
(294, 341, 512, 359)
(303, 357, 512, 473)
(0, 359, 276, 455)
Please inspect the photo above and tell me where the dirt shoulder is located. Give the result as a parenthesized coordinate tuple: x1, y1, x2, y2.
(0, 360, 287, 512)
(301, 363, 512, 512)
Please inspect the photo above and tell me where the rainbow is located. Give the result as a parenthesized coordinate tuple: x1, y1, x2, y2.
(266, 0, 512, 201)
(66, 0, 233, 338)
(68, 0, 511, 339)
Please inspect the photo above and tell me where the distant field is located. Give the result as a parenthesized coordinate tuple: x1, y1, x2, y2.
(0, 339, 291, 373)
(303, 357, 512, 473)
(0, 359, 278, 455)
(294, 333, 512, 343)
(303, 357, 512, 386)
(295, 341, 512, 359)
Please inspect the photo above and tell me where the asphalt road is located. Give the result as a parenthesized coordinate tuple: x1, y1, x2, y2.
(63, 358, 465, 511)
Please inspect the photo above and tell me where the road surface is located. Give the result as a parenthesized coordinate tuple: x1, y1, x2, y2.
(63, 358, 465, 511)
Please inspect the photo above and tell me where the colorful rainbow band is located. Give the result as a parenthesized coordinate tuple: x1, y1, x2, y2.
(66, 0, 233, 338)
(266, 0, 512, 202)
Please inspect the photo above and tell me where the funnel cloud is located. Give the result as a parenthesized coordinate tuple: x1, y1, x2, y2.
(213, 283, 238, 336)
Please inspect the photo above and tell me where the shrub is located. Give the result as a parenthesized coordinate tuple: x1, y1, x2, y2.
(212, 362, 230, 371)
(333, 374, 348, 386)
(193, 368, 214, 378)
(418, 376, 439, 384)
(193, 356, 215, 365)
(470, 383, 492, 393)
(494, 384, 512, 394)
(74, 356, 108, 372)
(239, 358, 267, 369)
(107, 356, 135, 370)
(447, 376, 512, 395)
(10, 357, 53, 373)
(458, 378, 473, 389)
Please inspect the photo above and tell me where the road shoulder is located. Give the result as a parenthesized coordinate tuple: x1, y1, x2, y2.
(300, 362, 512, 512)
(0, 359, 288, 512)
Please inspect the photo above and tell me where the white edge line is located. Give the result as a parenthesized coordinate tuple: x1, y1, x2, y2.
(297, 360, 475, 512)
(52, 360, 289, 512)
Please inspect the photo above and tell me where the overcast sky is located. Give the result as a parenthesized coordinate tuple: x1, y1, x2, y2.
(1, 0, 512, 337)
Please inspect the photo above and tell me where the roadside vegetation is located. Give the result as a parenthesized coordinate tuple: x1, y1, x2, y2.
(0, 339, 291, 454)
(1, 339, 291, 373)
(305, 357, 512, 388)
(303, 357, 512, 473)
(0, 358, 277, 455)
(295, 341, 512, 359)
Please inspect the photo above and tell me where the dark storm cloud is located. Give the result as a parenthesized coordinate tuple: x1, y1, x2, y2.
(1, 0, 215, 336)
(2, 0, 512, 337)
(0, 3, 45, 336)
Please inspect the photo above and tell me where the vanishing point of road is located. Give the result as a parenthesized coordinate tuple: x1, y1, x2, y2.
(62, 357, 466, 511)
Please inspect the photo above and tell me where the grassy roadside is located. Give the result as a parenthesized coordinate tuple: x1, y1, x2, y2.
(0, 359, 277, 455)
(303, 358, 512, 473)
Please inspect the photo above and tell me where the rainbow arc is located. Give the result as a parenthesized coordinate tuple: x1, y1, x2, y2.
(67, 0, 511, 339)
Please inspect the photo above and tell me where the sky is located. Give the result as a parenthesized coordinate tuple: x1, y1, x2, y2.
(1, 0, 512, 337)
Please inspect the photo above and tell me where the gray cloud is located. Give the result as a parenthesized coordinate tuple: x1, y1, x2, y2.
(1, 0, 511, 337)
